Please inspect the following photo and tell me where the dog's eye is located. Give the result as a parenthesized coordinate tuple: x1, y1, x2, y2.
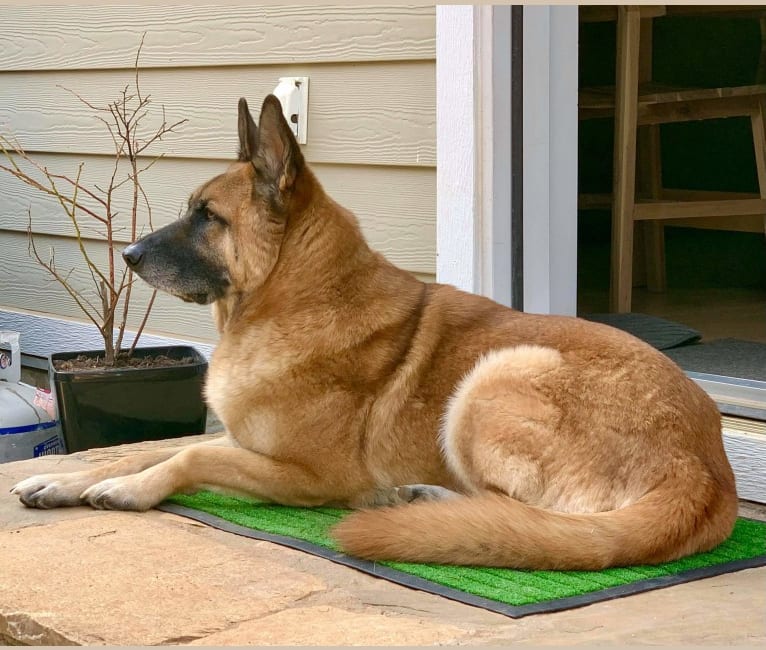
(206, 209, 228, 227)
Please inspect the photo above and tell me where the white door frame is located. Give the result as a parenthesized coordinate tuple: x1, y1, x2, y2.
(436, 4, 579, 315)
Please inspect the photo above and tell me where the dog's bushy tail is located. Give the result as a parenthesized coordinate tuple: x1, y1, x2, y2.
(332, 459, 737, 570)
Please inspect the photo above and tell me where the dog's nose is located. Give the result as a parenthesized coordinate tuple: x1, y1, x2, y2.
(122, 243, 144, 268)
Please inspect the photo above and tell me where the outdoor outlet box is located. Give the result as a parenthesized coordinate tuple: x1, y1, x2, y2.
(273, 77, 309, 144)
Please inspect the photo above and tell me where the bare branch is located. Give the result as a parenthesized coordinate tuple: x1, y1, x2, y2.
(49, 162, 113, 291)
(1, 38, 185, 363)
(49, 174, 108, 209)
(134, 33, 146, 104)
(135, 118, 187, 155)
(56, 84, 109, 113)
(27, 218, 102, 329)
(0, 136, 109, 224)
(137, 178, 154, 231)
(128, 289, 157, 357)
(114, 267, 132, 352)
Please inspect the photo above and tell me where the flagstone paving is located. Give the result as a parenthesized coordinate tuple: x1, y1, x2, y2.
(1, 435, 764, 645)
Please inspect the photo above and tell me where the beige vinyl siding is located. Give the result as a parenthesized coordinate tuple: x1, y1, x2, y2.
(0, 4, 436, 344)
(1, 5, 436, 70)
(1, 64, 435, 166)
(0, 156, 435, 271)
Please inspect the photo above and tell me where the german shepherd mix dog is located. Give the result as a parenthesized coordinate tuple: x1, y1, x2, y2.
(13, 96, 738, 570)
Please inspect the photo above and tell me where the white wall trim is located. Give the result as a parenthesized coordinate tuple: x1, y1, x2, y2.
(436, 5, 479, 295)
(478, 6, 513, 307)
(436, 6, 578, 313)
(436, 5, 514, 305)
(522, 5, 579, 316)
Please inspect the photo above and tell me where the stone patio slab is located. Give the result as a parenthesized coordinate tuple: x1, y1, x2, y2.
(1, 437, 764, 645)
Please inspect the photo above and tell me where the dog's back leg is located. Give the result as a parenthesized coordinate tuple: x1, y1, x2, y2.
(439, 345, 561, 506)
(12, 435, 233, 509)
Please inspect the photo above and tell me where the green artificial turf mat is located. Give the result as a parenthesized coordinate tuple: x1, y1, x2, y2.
(159, 491, 766, 618)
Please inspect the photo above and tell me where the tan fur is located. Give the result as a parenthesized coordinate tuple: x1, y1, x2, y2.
(12, 96, 738, 570)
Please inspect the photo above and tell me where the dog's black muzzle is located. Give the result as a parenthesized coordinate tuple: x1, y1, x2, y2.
(122, 240, 145, 270)
(121, 220, 230, 305)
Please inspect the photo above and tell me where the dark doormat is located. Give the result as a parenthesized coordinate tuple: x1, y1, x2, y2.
(582, 312, 702, 350)
(159, 492, 766, 619)
(664, 338, 766, 382)
(583, 313, 766, 383)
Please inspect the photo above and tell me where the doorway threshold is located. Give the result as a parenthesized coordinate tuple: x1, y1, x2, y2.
(689, 372, 766, 421)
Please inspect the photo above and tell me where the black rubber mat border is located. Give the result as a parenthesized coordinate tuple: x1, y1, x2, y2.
(158, 503, 766, 619)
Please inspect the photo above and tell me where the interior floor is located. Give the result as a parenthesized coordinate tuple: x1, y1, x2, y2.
(577, 212, 766, 348)
(578, 286, 766, 344)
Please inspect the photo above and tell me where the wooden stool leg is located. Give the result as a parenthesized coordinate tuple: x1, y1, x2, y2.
(610, 5, 641, 313)
(751, 98, 766, 235)
(756, 18, 766, 85)
(644, 221, 666, 291)
(642, 124, 666, 291)
(634, 15, 666, 292)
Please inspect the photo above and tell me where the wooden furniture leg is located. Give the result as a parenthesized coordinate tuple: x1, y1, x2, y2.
(643, 125, 667, 291)
(635, 14, 666, 293)
(751, 97, 766, 235)
(610, 5, 642, 312)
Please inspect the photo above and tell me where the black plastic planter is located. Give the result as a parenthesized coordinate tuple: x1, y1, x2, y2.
(50, 346, 208, 453)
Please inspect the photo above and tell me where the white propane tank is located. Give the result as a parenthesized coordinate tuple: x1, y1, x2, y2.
(0, 330, 66, 462)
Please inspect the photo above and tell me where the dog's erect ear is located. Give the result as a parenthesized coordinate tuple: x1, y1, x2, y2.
(238, 97, 258, 162)
(254, 94, 304, 194)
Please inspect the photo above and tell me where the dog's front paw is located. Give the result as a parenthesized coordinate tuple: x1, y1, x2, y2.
(80, 476, 158, 512)
(11, 472, 90, 509)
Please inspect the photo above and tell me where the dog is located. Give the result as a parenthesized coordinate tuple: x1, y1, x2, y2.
(12, 95, 738, 570)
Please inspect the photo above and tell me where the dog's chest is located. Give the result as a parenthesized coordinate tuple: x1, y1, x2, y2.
(205, 340, 307, 454)
(207, 339, 269, 414)
(207, 383, 282, 455)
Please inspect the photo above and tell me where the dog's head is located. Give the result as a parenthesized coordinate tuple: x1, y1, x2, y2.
(122, 95, 306, 305)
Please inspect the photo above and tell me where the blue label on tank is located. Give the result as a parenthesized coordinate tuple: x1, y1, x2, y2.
(33, 434, 65, 457)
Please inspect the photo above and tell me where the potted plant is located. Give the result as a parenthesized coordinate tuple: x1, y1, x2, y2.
(0, 40, 208, 452)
